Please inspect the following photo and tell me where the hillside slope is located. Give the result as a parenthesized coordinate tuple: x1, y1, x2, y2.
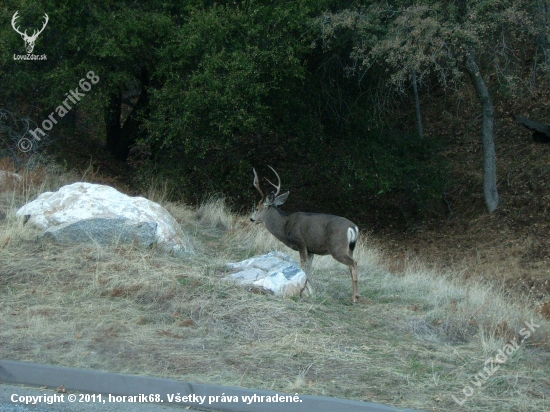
(379, 85, 550, 303)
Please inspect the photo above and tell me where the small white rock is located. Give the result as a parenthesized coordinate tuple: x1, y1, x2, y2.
(226, 252, 310, 297)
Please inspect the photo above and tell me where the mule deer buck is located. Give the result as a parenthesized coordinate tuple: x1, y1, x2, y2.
(251, 166, 360, 302)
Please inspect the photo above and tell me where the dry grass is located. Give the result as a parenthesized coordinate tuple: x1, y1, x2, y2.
(195, 195, 235, 231)
(1, 176, 549, 412)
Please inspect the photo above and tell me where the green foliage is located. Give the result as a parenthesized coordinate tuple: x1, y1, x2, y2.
(146, 0, 314, 155)
(139, 0, 447, 218)
(273, 123, 447, 224)
(0, 0, 174, 128)
(8, 0, 546, 224)
(142, 0, 321, 205)
(342, 131, 444, 195)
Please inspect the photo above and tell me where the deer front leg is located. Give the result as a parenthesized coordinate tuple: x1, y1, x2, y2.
(304, 252, 314, 272)
(298, 248, 314, 296)
(334, 253, 360, 303)
(297, 247, 312, 269)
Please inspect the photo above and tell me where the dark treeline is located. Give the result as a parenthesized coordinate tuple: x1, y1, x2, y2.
(1, 1, 547, 226)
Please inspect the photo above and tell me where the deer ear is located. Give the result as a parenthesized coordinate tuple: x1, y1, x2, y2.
(273, 191, 289, 206)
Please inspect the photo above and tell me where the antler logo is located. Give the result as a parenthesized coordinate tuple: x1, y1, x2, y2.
(11, 11, 49, 54)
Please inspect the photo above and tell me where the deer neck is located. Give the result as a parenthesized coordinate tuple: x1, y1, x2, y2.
(264, 206, 289, 242)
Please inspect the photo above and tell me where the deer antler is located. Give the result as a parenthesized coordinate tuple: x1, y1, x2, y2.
(253, 168, 265, 203)
(264, 165, 281, 197)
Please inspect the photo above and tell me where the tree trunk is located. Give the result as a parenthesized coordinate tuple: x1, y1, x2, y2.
(412, 68, 423, 138)
(104, 66, 149, 161)
(119, 66, 150, 160)
(104, 92, 125, 160)
(465, 50, 499, 213)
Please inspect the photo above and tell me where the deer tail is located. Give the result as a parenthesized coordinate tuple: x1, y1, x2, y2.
(347, 226, 359, 252)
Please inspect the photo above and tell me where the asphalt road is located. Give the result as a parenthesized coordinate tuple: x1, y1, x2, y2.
(0, 360, 421, 412)
(1, 383, 215, 412)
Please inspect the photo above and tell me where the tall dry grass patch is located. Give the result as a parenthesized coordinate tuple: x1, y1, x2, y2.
(0, 158, 79, 249)
(226, 218, 292, 256)
(194, 195, 235, 230)
(368, 263, 543, 347)
(142, 175, 173, 205)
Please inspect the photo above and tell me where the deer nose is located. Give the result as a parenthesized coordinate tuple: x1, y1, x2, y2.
(250, 218, 254, 222)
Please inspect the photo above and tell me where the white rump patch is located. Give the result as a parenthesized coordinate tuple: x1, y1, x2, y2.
(347, 226, 359, 243)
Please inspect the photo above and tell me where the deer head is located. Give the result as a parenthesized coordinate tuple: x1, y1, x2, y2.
(250, 166, 289, 223)
(12, 11, 49, 54)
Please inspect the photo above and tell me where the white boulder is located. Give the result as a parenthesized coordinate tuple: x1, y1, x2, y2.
(225, 251, 310, 297)
(16, 182, 193, 254)
(43, 217, 157, 248)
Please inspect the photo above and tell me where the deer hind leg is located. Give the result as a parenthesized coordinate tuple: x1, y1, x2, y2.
(333, 253, 359, 303)
(350, 259, 359, 303)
